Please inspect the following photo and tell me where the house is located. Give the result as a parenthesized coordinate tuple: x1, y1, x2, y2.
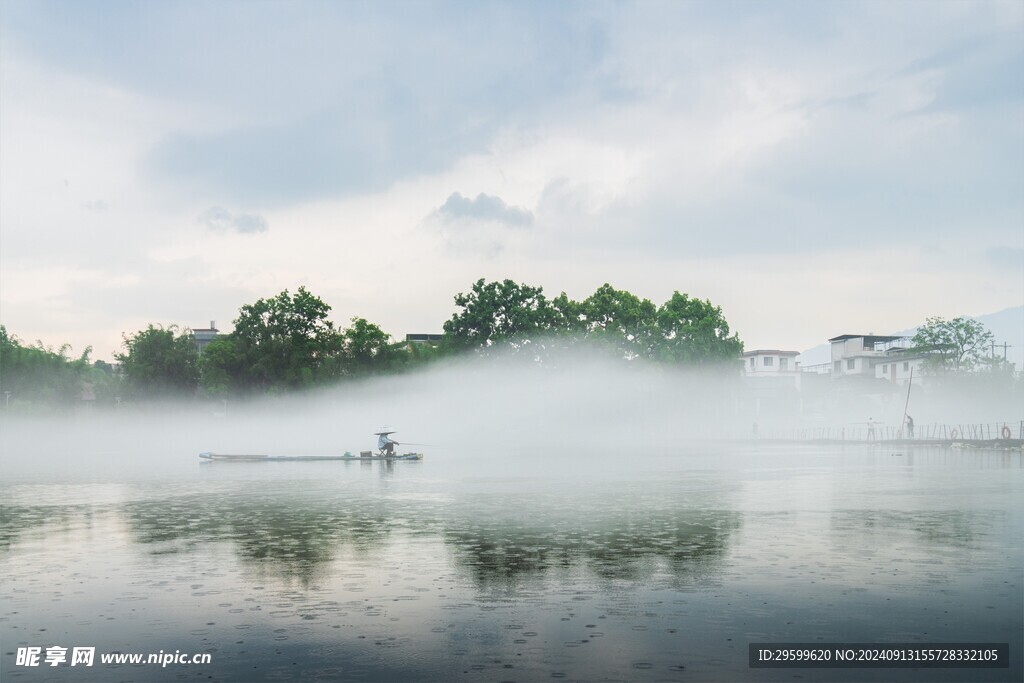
(828, 334, 906, 378)
(741, 349, 803, 418)
(405, 333, 443, 345)
(742, 349, 802, 390)
(874, 347, 927, 386)
(826, 333, 931, 389)
(193, 321, 219, 354)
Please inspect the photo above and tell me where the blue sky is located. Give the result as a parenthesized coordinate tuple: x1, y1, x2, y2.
(1, 0, 1021, 360)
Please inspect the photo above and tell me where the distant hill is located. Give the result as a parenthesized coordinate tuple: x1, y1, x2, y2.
(797, 305, 1024, 370)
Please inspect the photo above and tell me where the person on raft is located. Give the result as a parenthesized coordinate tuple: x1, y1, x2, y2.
(376, 430, 399, 456)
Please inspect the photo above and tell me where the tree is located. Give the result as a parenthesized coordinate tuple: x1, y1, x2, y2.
(442, 279, 744, 366)
(0, 326, 93, 409)
(116, 325, 199, 398)
(229, 287, 342, 390)
(579, 283, 658, 359)
(197, 336, 243, 396)
(653, 292, 743, 364)
(85, 359, 122, 405)
(443, 279, 564, 350)
(550, 292, 584, 335)
(911, 316, 994, 373)
(341, 317, 394, 374)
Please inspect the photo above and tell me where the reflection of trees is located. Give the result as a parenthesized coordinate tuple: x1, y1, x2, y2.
(111, 484, 741, 592)
(121, 489, 394, 586)
(830, 510, 987, 551)
(443, 508, 742, 589)
(0, 503, 97, 552)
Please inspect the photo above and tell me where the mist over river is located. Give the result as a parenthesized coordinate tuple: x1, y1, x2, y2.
(2, 417, 1021, 682)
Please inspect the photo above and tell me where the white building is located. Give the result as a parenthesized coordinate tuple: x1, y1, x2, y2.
(874, 348, 927, 386)
(828, 334, 906, 378)
(742, 349, 802, 390)
(827, 333, 930, 388)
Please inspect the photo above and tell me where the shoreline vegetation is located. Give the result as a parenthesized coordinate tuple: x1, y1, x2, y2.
(1, 279, 744, 411)
(1, 280, 1018, 419)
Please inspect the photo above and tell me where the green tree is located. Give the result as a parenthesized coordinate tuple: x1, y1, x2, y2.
(116, 325, 200, 398)
(0, 326, 93, 409)
(442, 279, 744, 366)
(911, 316, 995, 373)
(579, 283, 658, 359)
(230, 286, 342, 390)
(550, 292, 584, 334)
(653, 292, 743, 364)
(198, 336, 243, 395)
(443, 279, 564, 350)
(341, 317, 394, 374)
(84, 359, 122, 405)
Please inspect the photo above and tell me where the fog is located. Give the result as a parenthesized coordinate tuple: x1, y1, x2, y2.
(3, 347, 1021, 683)
(1, 346, 1020, 482)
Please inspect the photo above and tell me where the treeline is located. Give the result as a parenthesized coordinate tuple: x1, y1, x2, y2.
(443, 279, 742, 363)
(0, 280, 743, 408)
(0, 326, 119, 411)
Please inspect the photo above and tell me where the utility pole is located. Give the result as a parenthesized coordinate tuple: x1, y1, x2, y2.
(990, 341, 1011, 360)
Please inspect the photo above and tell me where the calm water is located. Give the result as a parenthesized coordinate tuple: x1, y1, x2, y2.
(1, 440, 1021, 682)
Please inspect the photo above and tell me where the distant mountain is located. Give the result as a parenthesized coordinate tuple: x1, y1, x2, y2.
(976, 306, 1024, 369)
(797, 305, 1024, 370)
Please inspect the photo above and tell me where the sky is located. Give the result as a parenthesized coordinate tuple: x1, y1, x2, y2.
(1, 0, 1022, 362)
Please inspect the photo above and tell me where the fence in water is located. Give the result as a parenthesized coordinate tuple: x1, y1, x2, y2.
(758, 421, 1023, 443)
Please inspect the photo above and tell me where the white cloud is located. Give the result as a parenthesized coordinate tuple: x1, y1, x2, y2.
(1, 2, 1020, 359)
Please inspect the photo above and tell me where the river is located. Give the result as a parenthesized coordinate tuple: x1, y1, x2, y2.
(2, 437, 1021, 682)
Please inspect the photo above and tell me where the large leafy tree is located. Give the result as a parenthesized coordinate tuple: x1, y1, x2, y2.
(911, 316, 994, 373)
(117, 325, 200, 398)
(229, 287, 342, 390)
(579, 283, 658, 359)
(443, 279, 743, 366)
(341, 317, 394, 374)
(197, 336, 243, 396)
(443, 279, 564, 350)
(654, 292, 743, 364)
(550, 292, 584, 335)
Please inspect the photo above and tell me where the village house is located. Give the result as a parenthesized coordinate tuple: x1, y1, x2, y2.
(742, 349, 802, 391)
(193, 321, 219, 354)
(741, 349, 803, 419)
(873, 347, 928, 386)
(828, 334, 925, 387)
(742, 334, 928, 406)
(828, 334, 905, 378)
(405, 333, 443, 345)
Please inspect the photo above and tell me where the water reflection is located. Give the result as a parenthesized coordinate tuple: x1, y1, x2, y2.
(1, 445, 1021, 682)
(831, 509, 1000, 551)
(0, 503, 99, 552)
(117, 482, 741, 590)
(444, 509, 740, 587)
(122, 488, 395, 586)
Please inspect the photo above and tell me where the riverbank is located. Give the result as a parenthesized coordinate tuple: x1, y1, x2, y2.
(751, 437, 1024, 451)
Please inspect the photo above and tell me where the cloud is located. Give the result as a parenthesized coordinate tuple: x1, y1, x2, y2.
(427, 192, 535, 259)
(197, 206, 268, 234)
(6, 3, 608, 207)
(3, 2, 1023, 359)
(434, 192, 534, 228)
